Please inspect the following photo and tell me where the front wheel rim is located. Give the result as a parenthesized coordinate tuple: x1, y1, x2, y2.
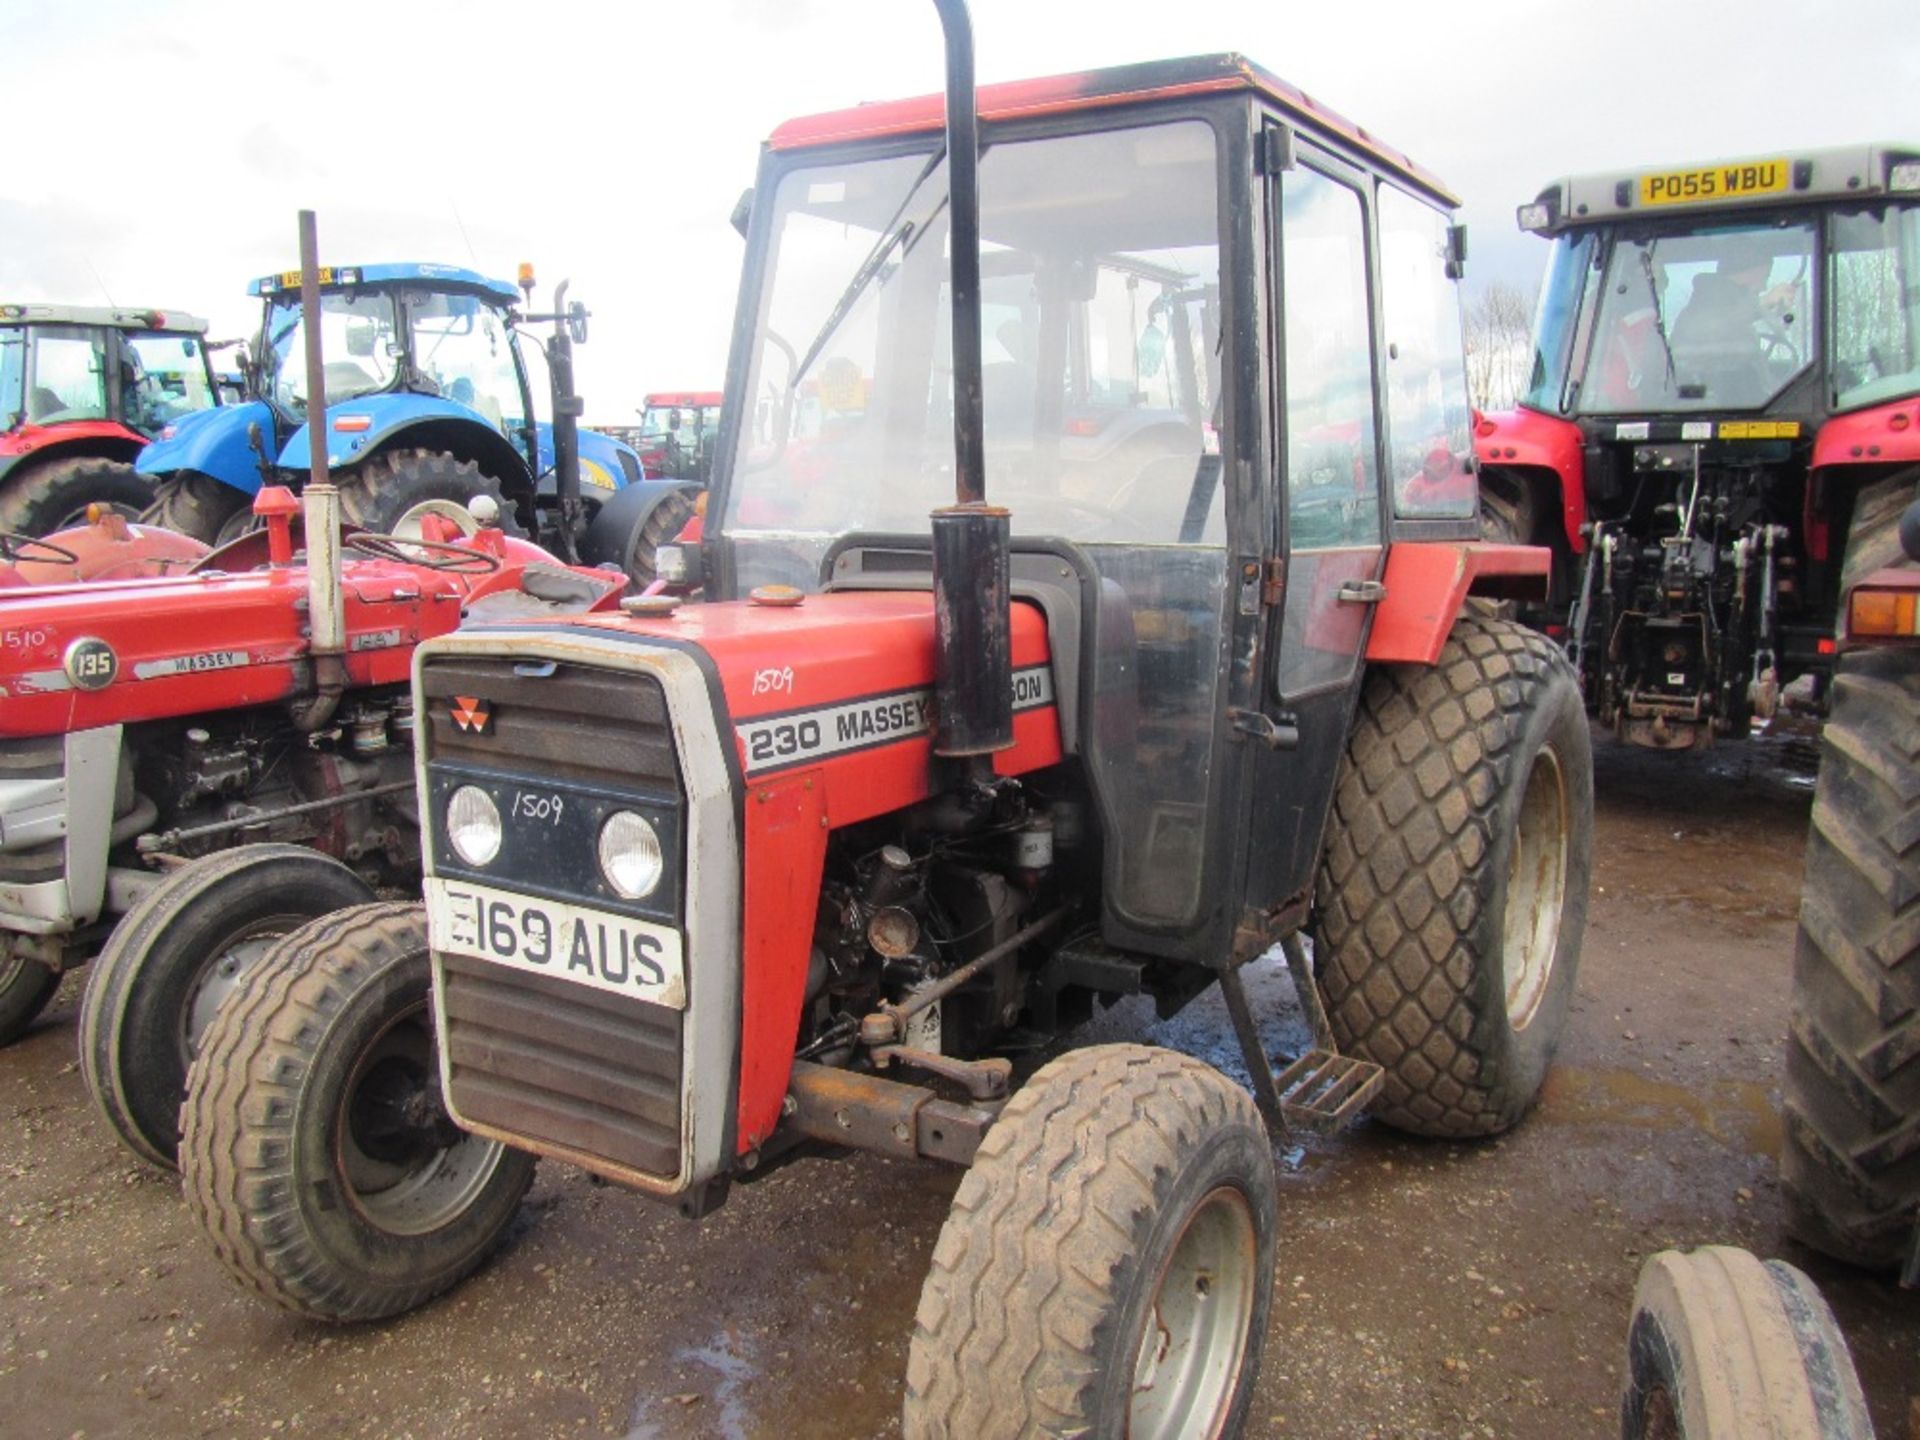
(332, 999, 506, 1237)
(1501, 743, 1570, 1031)
(1129, 1185, 1258, 1440)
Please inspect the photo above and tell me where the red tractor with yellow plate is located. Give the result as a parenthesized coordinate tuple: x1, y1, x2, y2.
(180, 10, 1592, 1433)
(1475, 148, 1920, 1280)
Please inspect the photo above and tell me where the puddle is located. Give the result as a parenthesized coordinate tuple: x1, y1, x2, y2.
(1539, 1065, 1782, 1157)
(626, 1329, 758, 1440)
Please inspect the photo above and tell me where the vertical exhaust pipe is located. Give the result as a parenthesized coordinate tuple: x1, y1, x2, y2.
(293, 208, 348, 732)
(929, 0, 1013, 768)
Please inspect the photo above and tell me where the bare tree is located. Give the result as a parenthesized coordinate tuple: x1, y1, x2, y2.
(1464, 281, 1534, 411)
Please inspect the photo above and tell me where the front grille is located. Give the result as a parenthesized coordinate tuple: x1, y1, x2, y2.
(440, 952, 683, 1180)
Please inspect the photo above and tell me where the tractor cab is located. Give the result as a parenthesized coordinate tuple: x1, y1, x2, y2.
(1478, 145, 1920, 747)
(0, 304, 220, 534)
(636, 390, 723, 481)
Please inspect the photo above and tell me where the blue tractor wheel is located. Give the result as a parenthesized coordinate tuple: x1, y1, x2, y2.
(339, 448, 516, 535)
(142, 471, 254, 545)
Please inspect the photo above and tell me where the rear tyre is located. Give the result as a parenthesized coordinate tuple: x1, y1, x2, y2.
(1780, 472, 1920, 1270)
(1620, 1246, 1872, 1440)
(338, 448, 515, 537)
(78, 844, 375, 1169)
(0, 456, 153, 535)
(181, 902, 535, 1321)
(1316, 613, 1593, 1137)
(140, 471, 252, 545)
(904, 1044, 1276, 1439)
(0, 956, 61, 1047)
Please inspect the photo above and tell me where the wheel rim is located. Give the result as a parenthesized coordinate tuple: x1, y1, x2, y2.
(1129, 1185, 1258, 1440)
(333, 998, 506, 1237)
(1501, 743, 1570, 1030)
(181, 921, 303, 1056)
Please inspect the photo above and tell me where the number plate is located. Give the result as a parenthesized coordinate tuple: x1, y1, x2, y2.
(1637, 159, 1790, 208)
(426, 877, 686, 1010)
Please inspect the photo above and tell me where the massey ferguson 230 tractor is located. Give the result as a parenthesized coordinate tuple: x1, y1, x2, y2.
(180, 12, 1592, 1435)
(133, 262, 695, 583)
(1474, 148, 1920, 1280)
(0, 303, 223, 534)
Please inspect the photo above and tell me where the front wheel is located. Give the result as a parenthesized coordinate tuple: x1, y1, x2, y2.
(181, 902, 535, 1321)
(78, 844, 375, 1169)
(140, 471, 252, 545)
(339, 448, 515, 537)
(0, 954, 61, 1047)
(904, 1044, 1277, 1439)
(1316, 613, 1594, 1137)
(1620, 1247, 1872, 1439)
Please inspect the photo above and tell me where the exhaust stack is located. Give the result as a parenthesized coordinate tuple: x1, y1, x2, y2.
(929, 0, 1013, 765)
(293, 208, 349, 732)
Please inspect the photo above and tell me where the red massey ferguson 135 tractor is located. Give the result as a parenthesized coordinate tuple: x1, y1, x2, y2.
(0, 303, 223, 534)
(1475, 149, 1920, 1279)
(180, 10, 1593, 1434)
(0, 483, 626, 1171)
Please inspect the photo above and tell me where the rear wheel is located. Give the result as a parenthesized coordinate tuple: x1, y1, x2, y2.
(1781, 471, 1920, 1270)
(181, 902, 535, 1321)
(1620, 1246, 1872, 1440)
(619, 486, 699, 587)
(1316, 613, 1593, 1137)
(141, 471, 252, 545)
(0, 456, 152, 535)
(339, 448, 514, 537)
(0, 955, 61, 1047)
(78, 844, 375, 1169)
(904, 1044, 1276, 1439)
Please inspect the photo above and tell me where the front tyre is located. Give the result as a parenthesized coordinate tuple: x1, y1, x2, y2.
(0, 955, 60, 1047)
(1620, 1247, 1871, 1440)
(904, 1044, 1276, 1439)
(181, 902, 534, 1321)
(78, 844, 375, 1169)
(338, 448, 514, 536)
(1316, 614, 1594, 1137)
(140, 471, 252, 545)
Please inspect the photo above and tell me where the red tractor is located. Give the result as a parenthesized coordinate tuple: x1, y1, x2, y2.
(1475, 148, 1920, 1278)
(0, 303, 223, 534)
(634, 389, 724, 482)
(178, 10, 1592, 1434)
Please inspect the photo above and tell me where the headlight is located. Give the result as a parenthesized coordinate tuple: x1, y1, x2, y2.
(598, 810, 663, 898)
(447, 785, 503, 866)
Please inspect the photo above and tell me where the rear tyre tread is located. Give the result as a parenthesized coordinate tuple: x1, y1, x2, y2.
(0, 456, 153, 536)
(140, 471, 251, 544)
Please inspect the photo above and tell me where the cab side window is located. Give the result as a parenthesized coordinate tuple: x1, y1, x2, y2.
(1378, 185, 1474, 519)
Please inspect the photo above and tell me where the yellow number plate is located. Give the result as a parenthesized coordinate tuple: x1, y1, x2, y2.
(275, 267, 337, 288)
(1638, 161, 1791, 207)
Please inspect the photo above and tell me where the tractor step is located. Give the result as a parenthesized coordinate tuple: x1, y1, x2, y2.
(1271, 1049, 1383, 1135)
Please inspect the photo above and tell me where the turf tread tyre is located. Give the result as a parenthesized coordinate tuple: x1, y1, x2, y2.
(139, 471, 251, 545)
(0, 456, 152, 536)
(78, 843, 375, 1169)
(903, 1043, 1276, 1439)
(181, 901, 534, 1321)
(1780, 478, 1920, 1269)
(1315, 613, 1593, 1138)
(338, 448, 513, 537)
(1620, 1246, 1872, 1439)
(0, 958, 60, 1047)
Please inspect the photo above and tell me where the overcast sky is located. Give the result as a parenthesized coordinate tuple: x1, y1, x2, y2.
(3, 0, 1914, 424)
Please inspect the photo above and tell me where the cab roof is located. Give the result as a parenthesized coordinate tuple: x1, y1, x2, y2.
(0, 302, 209, 333)
(1522, 143, 1920, 233)
(767, 52, 1458, 208)
(248, 262, 519, 304)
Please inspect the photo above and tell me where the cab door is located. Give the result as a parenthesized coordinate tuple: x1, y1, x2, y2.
(1236, 137, 1390, 926)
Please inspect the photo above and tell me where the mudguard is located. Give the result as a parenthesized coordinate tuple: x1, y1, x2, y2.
(577, 478, 700, 569)
(274, 392, 528, 475)
(548, 425, 642, 499)
(134, 401, 275, 494)
(1364, 541, 1552, 665)
(1473, 406, 1589, 553)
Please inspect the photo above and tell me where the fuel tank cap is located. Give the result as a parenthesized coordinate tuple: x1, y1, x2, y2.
(748, 584, 805, 608)
(622, 594, 681, 619)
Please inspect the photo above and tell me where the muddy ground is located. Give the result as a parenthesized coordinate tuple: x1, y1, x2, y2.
(1, 732, 1914, 1440)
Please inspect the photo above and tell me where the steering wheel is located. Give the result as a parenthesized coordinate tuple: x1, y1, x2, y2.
(343, 532, 503, 573)
(1756, 321, 1798, 370)
(0, 531, 80, 566)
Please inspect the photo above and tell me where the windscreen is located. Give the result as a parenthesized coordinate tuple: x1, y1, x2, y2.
(409, 291, 521, 433)
(723, 120, 1225, 587)
(1574, 220, 1816, 413)
(1519, 231, 1600, 414)
(124, 332, 216, 430)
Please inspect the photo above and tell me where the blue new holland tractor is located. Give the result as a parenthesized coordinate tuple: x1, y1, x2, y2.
(135, 262, 696, 581)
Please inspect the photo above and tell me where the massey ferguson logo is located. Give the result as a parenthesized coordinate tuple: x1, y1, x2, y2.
(450, 696, 492, 734)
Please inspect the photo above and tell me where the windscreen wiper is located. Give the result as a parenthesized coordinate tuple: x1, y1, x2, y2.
(789, 148, 949, 389)
(1639, 247, 1679, 394)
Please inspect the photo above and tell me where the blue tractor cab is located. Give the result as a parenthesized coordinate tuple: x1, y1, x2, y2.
(137, 263, 696, 581)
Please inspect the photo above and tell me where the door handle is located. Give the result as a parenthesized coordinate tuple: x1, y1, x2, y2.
(1336, 579, 1386, 604)
(1230, 708, 1299, 750)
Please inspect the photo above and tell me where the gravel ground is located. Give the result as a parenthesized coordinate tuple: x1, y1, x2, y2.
(0, 730, 1913, 1439)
